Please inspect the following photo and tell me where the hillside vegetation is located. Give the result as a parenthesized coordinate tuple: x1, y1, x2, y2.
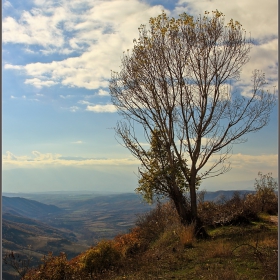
(7, 189, 277, 280)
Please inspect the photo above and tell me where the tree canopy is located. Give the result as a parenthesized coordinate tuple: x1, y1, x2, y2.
(109, 11, 276, 229)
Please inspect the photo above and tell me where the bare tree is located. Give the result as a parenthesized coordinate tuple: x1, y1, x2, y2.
(109, 11, 276, 231)
(254, 172, 278, 213)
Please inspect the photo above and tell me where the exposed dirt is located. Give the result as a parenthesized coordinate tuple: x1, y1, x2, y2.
(269, 216, 278, 225)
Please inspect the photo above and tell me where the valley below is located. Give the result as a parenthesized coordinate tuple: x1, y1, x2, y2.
(2, 191, 154, 279)
(2, 190, 254, 279)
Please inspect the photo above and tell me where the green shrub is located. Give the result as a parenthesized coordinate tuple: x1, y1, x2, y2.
(82, 240, 121, 277)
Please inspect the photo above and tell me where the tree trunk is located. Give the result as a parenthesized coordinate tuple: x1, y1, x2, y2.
(189, 179, 197, 222)
(189, 165, 198, 222)
(170, 186, 208, 239)
(189, 168, 209, 239)
(170, 186, 190, 225)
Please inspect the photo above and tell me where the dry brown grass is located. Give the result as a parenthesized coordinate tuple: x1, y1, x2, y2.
(258, 235, 278, 248)
(206, 267, 250, 280)
(205, 241, 232, 258)
(177, 223, 195, 248)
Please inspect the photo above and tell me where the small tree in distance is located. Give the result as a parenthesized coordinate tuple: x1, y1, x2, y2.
(109, 11, 276, 234)
(254, 172, 278, 213)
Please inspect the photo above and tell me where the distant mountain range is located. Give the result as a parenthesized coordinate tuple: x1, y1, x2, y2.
(203, 190, 255, 201)
(2, 190, 255, 221)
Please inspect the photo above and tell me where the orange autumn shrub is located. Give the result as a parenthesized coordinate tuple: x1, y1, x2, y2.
(114, 227, 144, 257)
(23, 252, 75, 280)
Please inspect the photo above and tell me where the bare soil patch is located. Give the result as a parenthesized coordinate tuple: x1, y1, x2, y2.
(269, 215, 278, 225)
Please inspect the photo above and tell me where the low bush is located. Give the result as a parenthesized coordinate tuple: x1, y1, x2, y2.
(135, 201, 180, 244)
(82, 240, 121, 277)
(198, 192, 263, 227)
(23, 252, 74, 280)
(114, 227, 143, 257)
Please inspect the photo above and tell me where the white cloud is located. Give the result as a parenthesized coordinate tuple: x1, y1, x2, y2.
(72, 140, 83, 144)
(5, 64, 23, 70)
(3, 0, 165, 90)
(98, 89, 110, 96)
(10, 94, 39, 102)
(3, 10, 64, 48)
(3, 0, 12, 9)
(78, 100, 117, 112)
(229, 153, 278, 170)
(31, 150, 61, 161)
(239, 39, 278, 84)
(60, 94, 74, 99)
(78, 100, 90, 105)
(175, 0, 277, 39)
(2, 151, 277, 185)
(2, 150, 139, 169)
(4, 151, 18, 161)
(2, 0, 277, 101)
(24, 78, 58, 88)
(69, 106, 79, 112)
(201, 153, 278, 181)
(86, 104, 117, 113)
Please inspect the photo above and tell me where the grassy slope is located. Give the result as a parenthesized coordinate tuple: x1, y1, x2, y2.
(99, 215, 278, 280)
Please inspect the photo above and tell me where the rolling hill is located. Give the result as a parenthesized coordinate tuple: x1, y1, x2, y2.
(2, 196, 63, 219)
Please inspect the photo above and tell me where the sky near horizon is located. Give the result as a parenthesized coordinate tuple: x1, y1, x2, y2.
(2, 0, 278, 193)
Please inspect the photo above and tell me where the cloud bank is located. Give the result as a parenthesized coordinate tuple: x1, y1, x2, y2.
(3, 151, 277, 178)
(3, 0, 277, 96)
(3, 0, 164, 90)
(2, 151, 140, 169)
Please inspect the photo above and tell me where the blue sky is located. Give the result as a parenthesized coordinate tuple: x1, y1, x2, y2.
(2, 0, 278, 193)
